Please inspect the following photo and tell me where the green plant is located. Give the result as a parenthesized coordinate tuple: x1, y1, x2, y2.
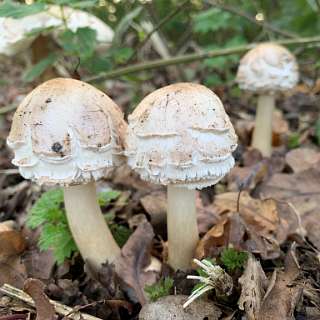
(144, 277, 174, 302)
(315, 118, 320, 145)
(184, 258, 233, 308)
(220, 248, 248, 272)
(27, 188, 125, 264)
(288, 132, 300, 149)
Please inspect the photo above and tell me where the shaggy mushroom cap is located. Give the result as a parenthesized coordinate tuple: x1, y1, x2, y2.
(236, 43, 299, 93)
(126, 83, 238, 189)
(7, 78, 127, 186)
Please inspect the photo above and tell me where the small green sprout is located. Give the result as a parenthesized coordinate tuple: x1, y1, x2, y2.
(220, 248, 248, 272)
(144, 277, 174, 302)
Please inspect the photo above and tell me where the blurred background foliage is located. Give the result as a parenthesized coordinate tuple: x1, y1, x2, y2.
(1, 0, 320, 100)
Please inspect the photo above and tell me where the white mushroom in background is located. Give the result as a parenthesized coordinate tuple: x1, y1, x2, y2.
(126, 83, 238, 270)
(236, 42, 299, 157)
(7, 78, 126, 270)
(0, 5, 114, 56)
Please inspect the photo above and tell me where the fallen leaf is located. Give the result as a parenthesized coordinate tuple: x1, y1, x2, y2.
(238, 254, 268, 320)
(115, 221, 158, 305)
(23, 278, 56, 320)
(202, 191, 299, 259)
(260, 167, 320, 250)
(258, 245, 302, 320)
(23, 249, 55, 280)
(227, 161, 268, 192)
(140, 191, 167, 235)
(272, 110, 289, 147)
(285, 148, 320, 173)
(0, 222, 27, 288)
(0, 222, 26, 259)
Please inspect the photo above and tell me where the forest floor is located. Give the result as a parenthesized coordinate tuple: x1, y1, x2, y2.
(0, 60, 320, 320)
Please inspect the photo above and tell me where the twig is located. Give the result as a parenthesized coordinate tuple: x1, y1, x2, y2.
(129, 0, 190, 61)
(0, 284, 103, 320)
(0, 169, 20, 175)
(0, 104, 17, 115)
(206, 0, 298, 39)
(85, 35, 320, 82)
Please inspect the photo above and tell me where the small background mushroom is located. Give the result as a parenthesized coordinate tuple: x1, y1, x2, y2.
(236, 42, 299, 157)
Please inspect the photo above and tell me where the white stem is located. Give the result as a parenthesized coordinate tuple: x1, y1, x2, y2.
(63, 182, 120, 270)
(251, 94, 275, 157)
(167, 185, 199, 270)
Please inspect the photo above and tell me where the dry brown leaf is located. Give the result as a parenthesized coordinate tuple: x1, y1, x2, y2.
(238, 254, 268, 320)
(0, 222, 27, 288)
(23, 278, 56, 320)
(272, 110, 289, 147)
(115, 221, 158, 305)
(140, 191, 167, 235)
(0, 222, 26, 259)
(195, 218, 229, 259)
(257, 245, 302, 320)
(260, 167, 320, 250)
(285, 148, 320, 173)
(195, 213, 247, 260)
(227, 162, 268, 192)
(210, 192, 298, 259)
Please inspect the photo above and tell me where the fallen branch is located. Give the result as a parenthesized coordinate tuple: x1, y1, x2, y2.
(85, 35, 320, 82)
(0, 284, 103, 320)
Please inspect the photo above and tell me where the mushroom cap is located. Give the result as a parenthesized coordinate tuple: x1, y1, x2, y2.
(236, 43, 299, 93)
(0, 6, 114, 57)
(125, 83, 237, 189)
(7, 78, 127, 186)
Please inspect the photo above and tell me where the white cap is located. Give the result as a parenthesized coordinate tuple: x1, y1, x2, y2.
(0, 6, 114, 56)
(125, 83, 238, 189)
(7, 78, 127, 186)
(236, 43, 299, 93)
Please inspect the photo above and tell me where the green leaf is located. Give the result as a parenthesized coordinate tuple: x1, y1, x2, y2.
(112, 6, 143, 46)
(109, 224, 132, 247)
(39, 223, 77, 265)
(27, 188, 64, 229)
(23, 53, 58, 83)
(98, 190, 121, 207)
(145, 277, 174, 302)
(50, 0, 99, 9)
(0, 1, 45, 18)
(112, 47, 134, 64)
(315, 118, 320, 145)
(59, 27, 97, 60)
(288, 133, 300, 149)
(220, 248, 248, 272)
(83, 55, 112, 74)
(193, 8, 231, 34)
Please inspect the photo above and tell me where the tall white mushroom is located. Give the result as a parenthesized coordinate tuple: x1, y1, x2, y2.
(7, 78, 126, 270)
(126, 83, 237, 270)
(236, 43, 299, 157)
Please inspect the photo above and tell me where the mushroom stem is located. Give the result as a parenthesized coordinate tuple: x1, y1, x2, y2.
(63, 182, 120, 270)
(167, 185, 199, 270)
(251, 94, 275, 157)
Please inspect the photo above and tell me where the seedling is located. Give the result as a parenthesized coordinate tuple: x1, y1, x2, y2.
(144, 277, 174, 302)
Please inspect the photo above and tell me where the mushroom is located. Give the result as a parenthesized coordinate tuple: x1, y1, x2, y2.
(0, 6, 114, 57)
(7, 78, 127, 270)
(236, 43, 299, 157)
(126, 83, 237, 270)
